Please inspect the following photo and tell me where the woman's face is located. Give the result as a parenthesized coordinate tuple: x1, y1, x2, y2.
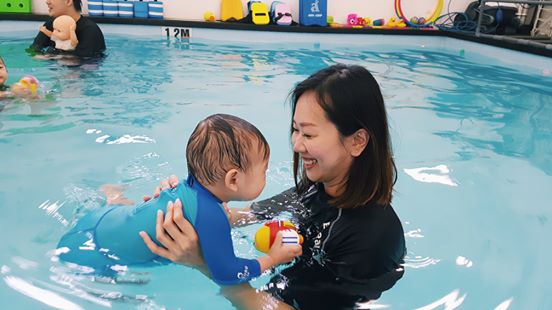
(292, 91, 355, 194)
(46, 0, 71, 18)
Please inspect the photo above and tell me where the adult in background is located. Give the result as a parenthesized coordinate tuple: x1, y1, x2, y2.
(142, 64, 407, 309)
(29, 0, 105, 58)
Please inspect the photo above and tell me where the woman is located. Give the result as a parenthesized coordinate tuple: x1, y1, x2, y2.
(141, 64, 406, 309)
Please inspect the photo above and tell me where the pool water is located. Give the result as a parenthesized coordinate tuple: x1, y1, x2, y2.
(1, 22, 551, 309)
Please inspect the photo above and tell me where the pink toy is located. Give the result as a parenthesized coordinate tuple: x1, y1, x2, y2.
(272, 2, 292, 25)
(347, 13, 359, 26)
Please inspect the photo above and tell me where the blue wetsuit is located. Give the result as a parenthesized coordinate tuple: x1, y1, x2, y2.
(57, 174, 261, 285)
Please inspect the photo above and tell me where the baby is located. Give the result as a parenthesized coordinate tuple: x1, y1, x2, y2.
(0, 57, 8, 96)
(40, 15, 78, 51)
(0, 57, 41, 100)
(57, 114, 301, 284)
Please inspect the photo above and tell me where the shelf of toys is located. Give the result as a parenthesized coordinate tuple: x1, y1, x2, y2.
(202, 0, 443, 31)
(328, 0, 443, 30)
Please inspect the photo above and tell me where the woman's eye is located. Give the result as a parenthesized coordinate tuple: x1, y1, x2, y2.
(302, 134, 312, 139)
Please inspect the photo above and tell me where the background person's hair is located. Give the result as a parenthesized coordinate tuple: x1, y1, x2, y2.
(73, 0, 82, 12)
(187, 114, 270, 186)
(290, 64, 397, 208)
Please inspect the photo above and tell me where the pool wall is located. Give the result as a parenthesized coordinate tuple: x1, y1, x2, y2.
(2, 20, 551, 73)
(27, 0, 473, 25)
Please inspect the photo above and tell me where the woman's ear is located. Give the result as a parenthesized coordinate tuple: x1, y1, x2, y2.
(349, 129, 369, 157)
(224, 169, 240, 193)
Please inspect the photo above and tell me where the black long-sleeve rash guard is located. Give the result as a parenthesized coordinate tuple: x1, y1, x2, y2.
(30, 16, 106, 58)
(251, 184, 406, 309)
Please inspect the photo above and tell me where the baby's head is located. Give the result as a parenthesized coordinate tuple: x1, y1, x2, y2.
(52, 15, 76, 40)
(0, 56, 7, 87)
(187, 114, 270, 201)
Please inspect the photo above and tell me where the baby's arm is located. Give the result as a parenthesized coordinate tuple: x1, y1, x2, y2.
(196, 201, 302, 285)
(195, 203, 262, 285)
(40, 26, 52, 37)
(0, 90, 12, 99)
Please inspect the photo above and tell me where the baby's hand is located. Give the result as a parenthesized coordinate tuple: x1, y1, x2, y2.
(10, 83, 30, 97)
(143, 175, 179, 202)
(267, 231, 302, 265)
(39, 26, 47, 33)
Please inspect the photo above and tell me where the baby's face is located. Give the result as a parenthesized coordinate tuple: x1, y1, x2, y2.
(236, 150, 269, 201)
(53, 24, 70, 40)
(52, 17, 74, 40)
(0, 61, 7, 85)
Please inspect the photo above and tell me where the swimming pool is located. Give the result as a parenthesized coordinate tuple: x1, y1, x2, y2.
(1, 21, 551, 309)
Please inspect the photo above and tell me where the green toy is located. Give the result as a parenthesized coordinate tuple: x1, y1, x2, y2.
(0, 0, 32, 13)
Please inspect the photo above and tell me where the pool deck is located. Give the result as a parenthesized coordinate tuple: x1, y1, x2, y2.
(1, 13, 551, 58)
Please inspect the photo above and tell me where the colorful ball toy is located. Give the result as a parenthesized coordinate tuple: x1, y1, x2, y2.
(254, 220, 304, 253)
(11, 75, 40, 97)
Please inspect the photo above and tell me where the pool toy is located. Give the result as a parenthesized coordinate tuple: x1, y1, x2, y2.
(372, 18, 385, 27)
(299, 0, 327, 26)
(250, 1, 270, 25)
(39, 15, 78, 51)
(203, 11, 216, 22)
(346, 14, 370, 28)
(386, 17, 407, 28)
(221, 0, 244, 22)
(11, 75, 40, 97)
(395, 0, 443, 27)
(270, 1, 292, 25)
(255, 220, 304, 253)
(347, 13, 360, 26)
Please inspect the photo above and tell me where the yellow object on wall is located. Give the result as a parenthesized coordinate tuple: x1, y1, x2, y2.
(221, 0, 244, 22)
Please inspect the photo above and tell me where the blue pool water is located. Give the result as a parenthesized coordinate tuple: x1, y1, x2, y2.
(1, 22, 551, 309)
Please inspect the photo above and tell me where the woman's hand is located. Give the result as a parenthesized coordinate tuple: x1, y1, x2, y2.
(222, 202, 232, 222)
(139, 198, 205, 267)
(143, 175, 179, 202)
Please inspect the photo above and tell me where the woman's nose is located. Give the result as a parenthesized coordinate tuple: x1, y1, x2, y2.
(292, 135, 305, 153)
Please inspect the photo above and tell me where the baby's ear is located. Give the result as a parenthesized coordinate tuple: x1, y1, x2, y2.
(224, 169, 240, 192)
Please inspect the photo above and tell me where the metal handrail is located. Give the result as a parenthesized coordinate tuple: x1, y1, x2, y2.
(476, 0, 552, 36)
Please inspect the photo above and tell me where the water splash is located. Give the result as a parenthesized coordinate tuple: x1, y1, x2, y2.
(404, 164, 458, 187)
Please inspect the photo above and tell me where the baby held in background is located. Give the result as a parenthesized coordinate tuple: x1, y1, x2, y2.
(39, 15, 79, 51)
(57, 114, 302, 284)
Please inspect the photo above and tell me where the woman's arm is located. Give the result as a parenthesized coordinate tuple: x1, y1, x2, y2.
(139, 199, 294, 310)
(69, 23, 79, 48)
